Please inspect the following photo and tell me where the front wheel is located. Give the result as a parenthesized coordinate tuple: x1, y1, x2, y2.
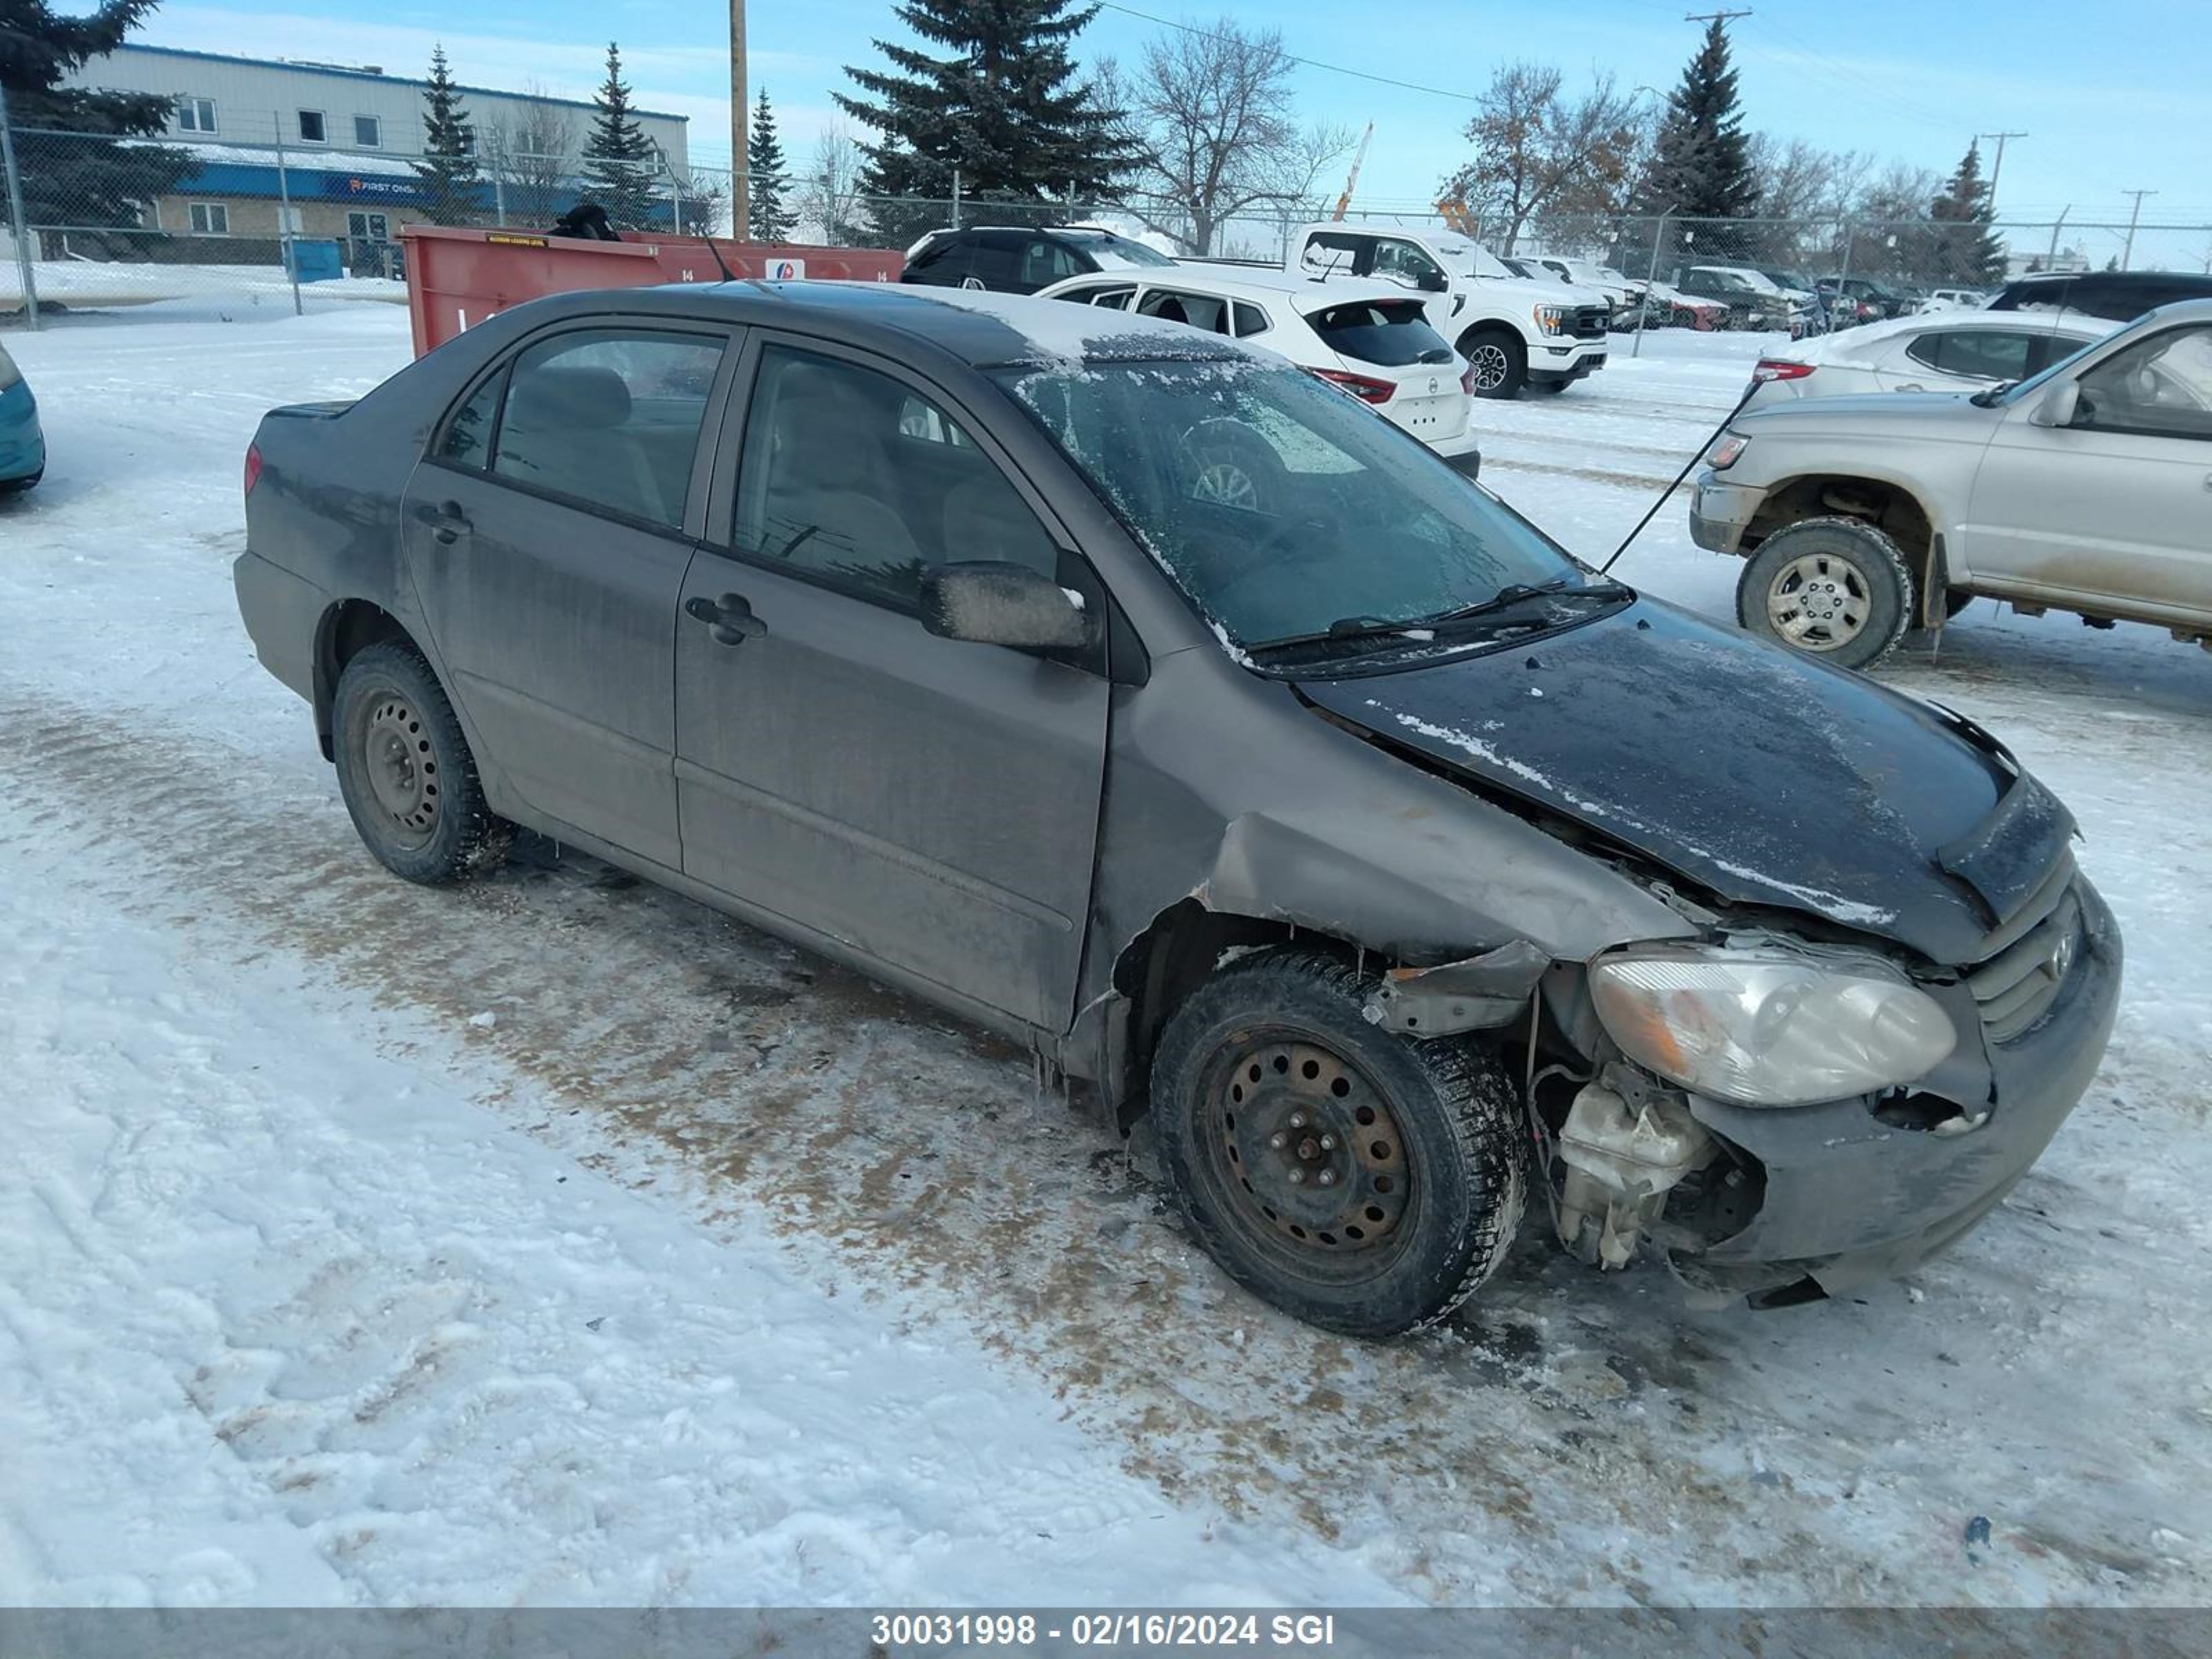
(1735, 516, 1913, 671)
(332, 640, 512, 884)
(1150, 948, 1526, 1338)
(1526, 378, 1569, 395)
(1456, 328, 1526, 400)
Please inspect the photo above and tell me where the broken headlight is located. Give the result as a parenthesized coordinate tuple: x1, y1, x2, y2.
(1588, 944, 1957, 1107)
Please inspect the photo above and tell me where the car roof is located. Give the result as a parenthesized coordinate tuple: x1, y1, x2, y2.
(577, 279, 1253, 369)
(1068, 264, 1414, 306)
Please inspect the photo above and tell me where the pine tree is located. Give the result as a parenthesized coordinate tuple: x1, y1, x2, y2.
(581, 42, 660, 229)
(1927, 142, 2006, 285)
(835, 0, 1132, 244)
(746, 88, 796, 241)
(1, 0, 194, 245)
(413, 46, 482, 225)
(1632, 18, 1759, 230)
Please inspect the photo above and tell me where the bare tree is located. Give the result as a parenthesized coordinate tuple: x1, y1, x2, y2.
(485, 81, 577, 227)
(1107, 21, 1352, 256)
(1441, 63, 1646, 255)
(797, 122, 868, 246)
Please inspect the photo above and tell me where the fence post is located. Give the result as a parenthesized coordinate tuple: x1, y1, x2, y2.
(1835, 216, 1855, 311)
(950, 167, 962, 230)
(272, 114, 302, 317)
(0, 82, 40, 330)
(1631, 210, 1668, 359)
(489, 135, 508, 227)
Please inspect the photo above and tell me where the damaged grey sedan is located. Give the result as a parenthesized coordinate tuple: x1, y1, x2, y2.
(234, 283, 2121, 1336)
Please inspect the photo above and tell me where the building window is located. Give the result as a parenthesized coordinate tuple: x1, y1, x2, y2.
(188, 202, 230, 236)
(346, 211, 391, 243)
(176, 96, 217, 134)
(353, 115, 382, 148)
(277, 205, 305, 235)
(297, 110, 327, 144)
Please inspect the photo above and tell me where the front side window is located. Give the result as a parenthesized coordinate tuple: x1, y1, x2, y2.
(354, 115, 382, 148)
(1907, 328, 2034, 382)
(991, 357, 1586, 649)
(488, 329, 726, 529)
(297, 109, 327, 144)
(735, 347, 1058, 609)
(1371, 239, 1445, 290)
(2074, 324, 2212, 440)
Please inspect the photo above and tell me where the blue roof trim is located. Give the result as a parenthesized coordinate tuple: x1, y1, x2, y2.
(111, 44, 689, 122)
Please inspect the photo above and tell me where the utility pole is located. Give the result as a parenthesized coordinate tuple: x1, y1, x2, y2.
(2119, 189, 2157, 270)
(1976, 131, 2026, 210)
(729, 0, 749, 238)
(1683, 9, 1753, 24)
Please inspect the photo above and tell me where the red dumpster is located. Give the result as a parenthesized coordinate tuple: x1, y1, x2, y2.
(398, 224, 904, 357)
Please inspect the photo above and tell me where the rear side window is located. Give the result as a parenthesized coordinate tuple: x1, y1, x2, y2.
(437, 371, 505, 467)
(1300, 232, 1367, 279)
(1307, 300, 1454, 368)
(1020, 238, 1083, 288)
(1232, 301, 1269, 337)
(1906, 328, 2034, 382)
(906, 238, 956, 274)
(1138, 288, 1231, 334)
(966, 233, 1024, 288)
(487, 328, 726, 530)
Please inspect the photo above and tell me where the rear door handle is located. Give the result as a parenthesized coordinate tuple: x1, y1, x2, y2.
(685, 591, 768, 646)
(414, 499, 471, 545)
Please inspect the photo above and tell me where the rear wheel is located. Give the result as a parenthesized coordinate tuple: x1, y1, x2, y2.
(1735, 516, 1913, 671)
(332, 641, 512, 884)
(1150, 948, 1525, 1338)
(1456, 327, 1526, 399)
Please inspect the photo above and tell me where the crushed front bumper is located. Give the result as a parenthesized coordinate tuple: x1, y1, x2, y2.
(1671, 877, 2122, 1301)
(1688, 474, 1760, 554)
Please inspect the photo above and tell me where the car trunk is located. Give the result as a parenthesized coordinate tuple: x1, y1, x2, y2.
(1303, 299, 1470, 442)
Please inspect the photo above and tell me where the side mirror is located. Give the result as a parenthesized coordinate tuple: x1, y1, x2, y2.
(2026, 381, 2081, 428)
(920, 561, 1091, 650)
(1417, 269, 1448, 294)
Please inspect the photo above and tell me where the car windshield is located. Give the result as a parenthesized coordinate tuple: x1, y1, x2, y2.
(1436, 238, 1515, 281)
(1996, 328, 2130, 406)
(1082, 234, 1175, 268)
(988, 357, 1593, 652)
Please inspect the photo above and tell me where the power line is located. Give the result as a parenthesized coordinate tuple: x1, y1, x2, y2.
(1095, 3, 1482, 106)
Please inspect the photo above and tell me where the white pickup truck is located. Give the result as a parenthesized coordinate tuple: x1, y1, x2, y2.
(1282, 222, 1612, 397)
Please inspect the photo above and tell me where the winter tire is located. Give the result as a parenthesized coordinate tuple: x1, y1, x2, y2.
(1150, 946, 1526, 1338)
(1736, 515, 1913, 672)
(1456, 327, 1526, 399)
(332, 640, 512, 884)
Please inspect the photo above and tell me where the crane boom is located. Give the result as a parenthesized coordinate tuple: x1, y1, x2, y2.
(1331, 124, 1374, 221)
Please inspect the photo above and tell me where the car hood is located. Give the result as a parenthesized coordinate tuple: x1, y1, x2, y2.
(1297, 601, 2070, 964)
(1733, 388, 2004, 443)
(1490, 273, 1604, 308)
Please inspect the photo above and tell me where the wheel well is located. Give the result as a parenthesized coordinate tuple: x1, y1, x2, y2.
(312, 600, 418, 760)
(1458, 322, 1524, 356)
(1107, 901, 1362, 1129)
(1745, 475, 1934, 585)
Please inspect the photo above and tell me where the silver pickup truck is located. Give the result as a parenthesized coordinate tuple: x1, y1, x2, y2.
(1691, 298, 2212, 669)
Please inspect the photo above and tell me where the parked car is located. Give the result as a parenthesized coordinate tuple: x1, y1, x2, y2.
(1916, 287, 1992, 313)
(1609, 281, 1731, 332)
(1673, 265, 1808, 333)
(235, 281, 2120, 1333)
(1741, 310, 2108, 412)
(0, 340, 43, 493)
(1691, 298, 2212, 668)
(901, 225, 1177, 294)
(1987, 268, 2212, 323)
(1518, 255, 1638, 310)
(1286, 223, 1611, 397)
(1035, 265, 1481, 473)
(1817, 275, 1908, 321)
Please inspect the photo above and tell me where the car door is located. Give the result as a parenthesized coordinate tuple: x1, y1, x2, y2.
(1962, 320, 2212, 617)
(672, 336, 1111, 1031)
(402, 321, 735, 869)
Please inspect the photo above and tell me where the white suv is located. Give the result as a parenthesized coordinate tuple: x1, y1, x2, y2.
(1035, 265, 1483, 474)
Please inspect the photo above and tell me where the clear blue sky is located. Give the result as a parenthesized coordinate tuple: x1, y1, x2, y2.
(129, 0, 2211, 237)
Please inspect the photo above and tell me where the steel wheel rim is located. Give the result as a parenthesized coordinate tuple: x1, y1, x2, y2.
(1201, 1033, 1414, 1282)
(1191, 460, 1259, 510)
(362, 695, 440, 845)
(1467, 343, 1510, 391)
(1766, 552, 1871, 650)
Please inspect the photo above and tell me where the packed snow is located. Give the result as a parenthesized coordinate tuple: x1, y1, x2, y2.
(3, 306, 2210, 1615)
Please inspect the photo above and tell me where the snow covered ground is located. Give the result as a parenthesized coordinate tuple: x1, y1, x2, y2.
(2, 309, 2210, 1613)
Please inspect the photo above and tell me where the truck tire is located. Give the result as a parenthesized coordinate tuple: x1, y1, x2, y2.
(1150, 946, 1525, 1338)
(1456, 327, 1526, 399)
(332, 641, 513, 885)
(1735, 516, 1913, 672)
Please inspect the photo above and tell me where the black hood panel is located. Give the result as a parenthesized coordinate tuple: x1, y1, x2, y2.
(1301, 601, 2059, 964)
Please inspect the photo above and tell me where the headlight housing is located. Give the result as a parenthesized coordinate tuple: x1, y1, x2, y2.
(1533, 304, 1568, 336)
(1588, 943, 1957, 1107)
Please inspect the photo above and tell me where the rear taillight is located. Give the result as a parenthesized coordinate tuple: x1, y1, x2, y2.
(1459, 362, 1479, 395)
(1754, 358, 1816, 382)
(243, 442, 263, 498)
(1306, 366, 1396, 404)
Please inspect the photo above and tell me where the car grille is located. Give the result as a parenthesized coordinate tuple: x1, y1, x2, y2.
(1960, 850, 2084, 1044)
(1571, 305, 1609, 339)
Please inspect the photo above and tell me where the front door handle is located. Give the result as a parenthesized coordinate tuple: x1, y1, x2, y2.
(685, 591, 768, 647)
(414, 499, 471, 545)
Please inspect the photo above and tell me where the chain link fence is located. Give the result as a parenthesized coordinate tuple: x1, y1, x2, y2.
(0, 108, 736, 327)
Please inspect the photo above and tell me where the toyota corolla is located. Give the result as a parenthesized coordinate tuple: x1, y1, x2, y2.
(233, 283, 2121, 1335)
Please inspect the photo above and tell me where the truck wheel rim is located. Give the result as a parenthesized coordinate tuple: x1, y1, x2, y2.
(363, 695, 440, 845)
(1766, 552, 1870, 650)
(1467, 343, 1510, 391)
(1204, 1035, 1411, 1271)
